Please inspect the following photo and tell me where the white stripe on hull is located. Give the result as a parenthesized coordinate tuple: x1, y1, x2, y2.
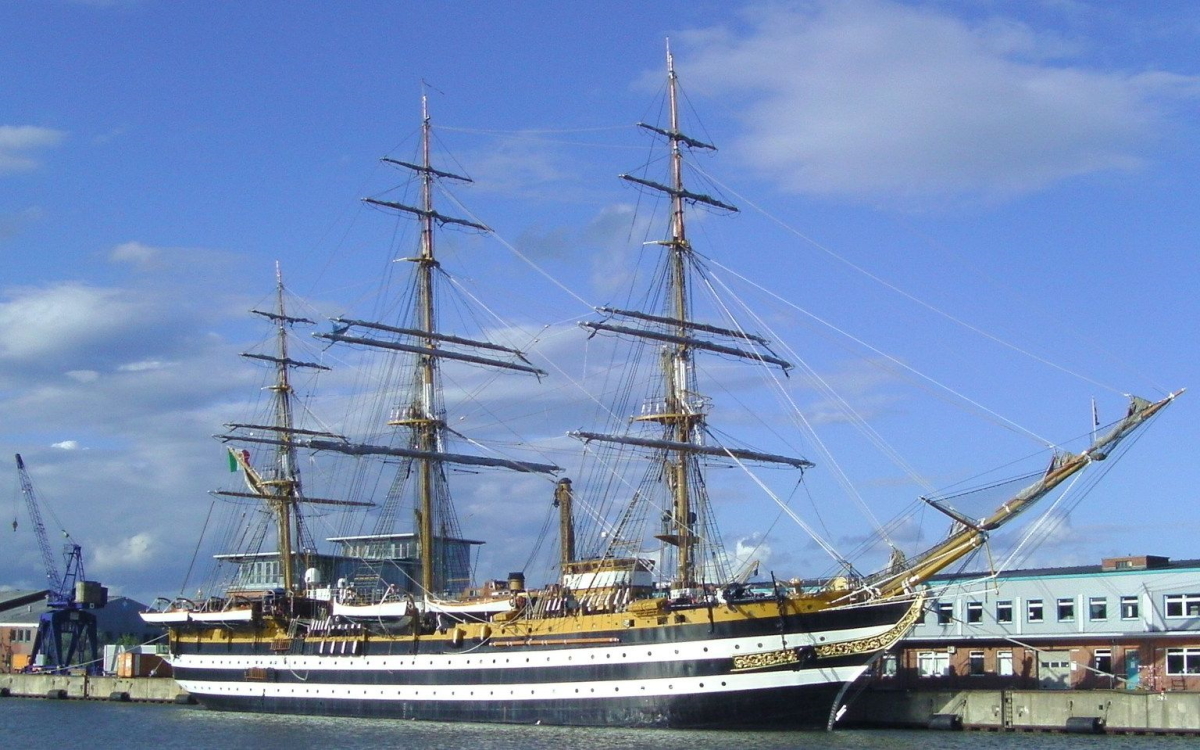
(178, 663, 867, 703)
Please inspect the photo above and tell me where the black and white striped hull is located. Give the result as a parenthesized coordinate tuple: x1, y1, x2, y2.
(171, 599, 911, 729)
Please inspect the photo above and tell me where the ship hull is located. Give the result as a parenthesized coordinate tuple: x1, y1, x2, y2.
(168, 597, 916, 729)
(195, 673, 856, 728)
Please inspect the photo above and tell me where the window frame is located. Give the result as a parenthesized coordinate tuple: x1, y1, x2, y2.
(966, 601, 983, 624)
(1088, 596, 1108, 621)
(1120, 595, 1140, 620)
(1165, 647, 1200, 676)
(1164, 593, 1200, 619)
(1057, 597, 1076, 623)
(968, 650, 986, 676)
(935, 601, 954, 626)
(997, 650, 1014, 677)
(917, 651, 950, 678)
(1027, 599, 1044, 623)
(996, 600, 1013, 624)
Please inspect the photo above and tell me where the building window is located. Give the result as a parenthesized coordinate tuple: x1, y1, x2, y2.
(1027, 599, 1044, 623)
(881, 653, 898, 678)
(1164, 594, 1200, 618)
(966, 601, 983, 624)
(1120, 596, 1139, 620)
(1165, 648, 1200, 675)
(969, 651, 986, 676)
(1057, 598, 1076, 622)
(918, 651, 950, 677)
(998, 651, 1014, 677)
(936, 601, 954, 625)
(1089, 597, 1108, 621)
(996, 600, 1013, 624)
(1094, 649, 1112, 675)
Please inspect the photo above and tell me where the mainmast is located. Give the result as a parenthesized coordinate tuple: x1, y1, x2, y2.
(411, 96, 441, 598)
(313, 96, 557, 598)
(575, 43, 807, 589)
(662, 45, 698, 588)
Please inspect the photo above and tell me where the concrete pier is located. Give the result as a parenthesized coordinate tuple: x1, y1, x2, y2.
(845, 688, 1200, 735)
(0, 673, 185, 703)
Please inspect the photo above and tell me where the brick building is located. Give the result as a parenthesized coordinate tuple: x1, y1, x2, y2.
(879, 555, 1200, 692)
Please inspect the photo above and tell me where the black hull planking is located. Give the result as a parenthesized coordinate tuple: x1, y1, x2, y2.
(194, 678, 852, 729)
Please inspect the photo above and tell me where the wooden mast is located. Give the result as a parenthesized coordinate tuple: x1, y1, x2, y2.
(222, 265, 333, 594)
(555, 478, 576, 569)
(663, 42, 698, 588)
(315, 96, 556, 599)
(414, 95, 439, 597)
(269, 265, 298, 592)
(576, 40, 803, 590)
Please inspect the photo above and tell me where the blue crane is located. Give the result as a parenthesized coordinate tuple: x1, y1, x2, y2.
(14, 454, 107, 674)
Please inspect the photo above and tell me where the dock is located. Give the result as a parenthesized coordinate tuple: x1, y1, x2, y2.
(0, 673, 187, 703)
(844, 687, 1200, 735)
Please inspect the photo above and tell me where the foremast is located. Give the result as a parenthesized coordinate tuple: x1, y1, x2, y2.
(312, 97, 557, 598)
(575, 44, 809, 590)
(219, 266, 337, 594)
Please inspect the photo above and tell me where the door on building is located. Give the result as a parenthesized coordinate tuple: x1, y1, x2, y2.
(1124, 650, 1140, 690)
(1038, 650, 1072, 689)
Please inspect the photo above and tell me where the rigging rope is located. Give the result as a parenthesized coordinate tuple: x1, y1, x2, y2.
(691, 163, 1126, 397)
(708, 258, 1055, 448)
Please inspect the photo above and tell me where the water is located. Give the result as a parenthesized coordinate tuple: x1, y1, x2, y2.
(1, 700, 1194, 750)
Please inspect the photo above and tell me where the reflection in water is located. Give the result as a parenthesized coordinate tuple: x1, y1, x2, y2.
(3, 699, 1196, 750)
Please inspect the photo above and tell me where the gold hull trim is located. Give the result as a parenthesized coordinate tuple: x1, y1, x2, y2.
(813, 593, 925, 659)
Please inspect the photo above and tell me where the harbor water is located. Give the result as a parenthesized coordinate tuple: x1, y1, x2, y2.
(2, 699, 1196, 750)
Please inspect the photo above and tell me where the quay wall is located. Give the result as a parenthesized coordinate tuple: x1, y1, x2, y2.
(0, 674, 183, 703)
(846, 688, 1200, 734)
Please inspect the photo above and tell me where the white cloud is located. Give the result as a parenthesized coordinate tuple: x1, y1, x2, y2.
(66, 370, 100, 383)
(0, 283, 146, 364)
(732, 534, 771, 576)
(118, 359, 170, 372)
(110, 241, 161, 267)
(682, 1, 1200, 202)
(51, 440, 80, 450)
(90, 532, 157, 574)
(0, 125, 66, 174)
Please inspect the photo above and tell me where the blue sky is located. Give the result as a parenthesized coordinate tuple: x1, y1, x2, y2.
(1, 0, 1196, 604)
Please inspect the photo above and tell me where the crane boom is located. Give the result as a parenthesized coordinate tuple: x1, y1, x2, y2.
(15, 454, 66, 598)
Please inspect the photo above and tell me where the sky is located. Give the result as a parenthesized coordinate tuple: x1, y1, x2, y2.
(1, 0, 1197, 606)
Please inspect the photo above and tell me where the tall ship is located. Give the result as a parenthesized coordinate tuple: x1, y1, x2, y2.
(142, 48, 1180, 728)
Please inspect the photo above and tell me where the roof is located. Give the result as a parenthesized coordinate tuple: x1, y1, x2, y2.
(327, 533, 485, 545)
(0, 589, 49, 610)
(928, 556, 1200, 584)
(0, 590, 51, 625)
(0, 594, 151, 628)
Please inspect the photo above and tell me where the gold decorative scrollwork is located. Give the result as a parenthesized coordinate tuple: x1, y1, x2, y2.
(813, 594, 926, 659)
(731, 647, 801, 672)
